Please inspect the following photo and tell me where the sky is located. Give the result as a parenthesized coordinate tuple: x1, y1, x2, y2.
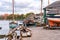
(0, 0, 57, 15)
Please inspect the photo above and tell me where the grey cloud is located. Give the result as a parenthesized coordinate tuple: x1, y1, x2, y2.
(2, 2, 12, 6)
(0, 6, 11, 12)
(14, 3, 30, 8)
(0, 0, 40, 13)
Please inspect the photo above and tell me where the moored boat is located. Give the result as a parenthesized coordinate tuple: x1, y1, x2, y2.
(9, 21, 18, 29)
(47, 15, 60, 28)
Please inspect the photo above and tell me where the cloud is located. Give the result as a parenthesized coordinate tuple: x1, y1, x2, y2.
(0, 0, 57, 15)
(0, 2, 2, 6)
(14, 0, 40, 14)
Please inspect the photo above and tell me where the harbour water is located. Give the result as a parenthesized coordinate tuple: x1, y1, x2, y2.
(0, 20, 23, 40)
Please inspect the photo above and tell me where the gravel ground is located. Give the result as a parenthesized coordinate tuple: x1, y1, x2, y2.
(23, 27, 60, 40)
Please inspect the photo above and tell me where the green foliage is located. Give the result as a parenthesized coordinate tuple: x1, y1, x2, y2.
(0, 16, 4, 20)
(7, 14, 13, 20)
(0, 12, 35, 20)
(25, 12, 34, 18)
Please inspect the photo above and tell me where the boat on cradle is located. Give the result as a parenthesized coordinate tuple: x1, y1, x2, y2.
(47, 15, 60, 29)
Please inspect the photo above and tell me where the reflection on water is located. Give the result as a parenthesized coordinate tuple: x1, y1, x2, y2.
(0, 20, 22, 40)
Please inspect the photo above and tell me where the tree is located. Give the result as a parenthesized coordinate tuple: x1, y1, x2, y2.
(25, 12, 34, 18)
(7, 14, 14, 20)
(19, 14, 25, 20)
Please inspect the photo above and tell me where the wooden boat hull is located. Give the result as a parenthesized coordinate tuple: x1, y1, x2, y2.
(47, 18, 60, 28)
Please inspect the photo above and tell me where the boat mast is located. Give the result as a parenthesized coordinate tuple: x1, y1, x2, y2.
(12, 0, 14, 20)
(48, 0, 50, 5)
(41, 0, 43, 13)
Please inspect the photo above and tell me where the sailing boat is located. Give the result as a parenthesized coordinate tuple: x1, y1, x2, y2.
(9, 0, 18, 29)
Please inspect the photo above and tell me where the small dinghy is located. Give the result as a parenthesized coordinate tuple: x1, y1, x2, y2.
(9, 21, 18, 29)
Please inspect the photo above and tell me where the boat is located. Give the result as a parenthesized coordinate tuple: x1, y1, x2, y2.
(9, 21, 18, 29)
(8, 0, 32, 38)
(18, 21, 23, 26)
(47, 15, 60, 29)
(23, 19, 36, 27)
(9, 0, 18, 29)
